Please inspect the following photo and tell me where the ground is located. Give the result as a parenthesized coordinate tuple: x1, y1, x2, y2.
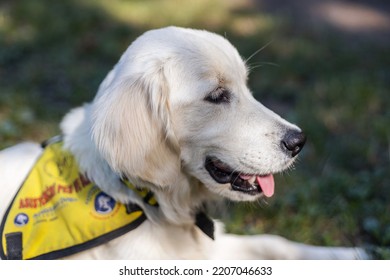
(0, 0, 389, 258)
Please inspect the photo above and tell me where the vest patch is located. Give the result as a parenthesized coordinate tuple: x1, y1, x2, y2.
(0, 140, 147, 260)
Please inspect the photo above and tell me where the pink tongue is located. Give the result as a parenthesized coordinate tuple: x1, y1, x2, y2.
(256, 174, 275, 198)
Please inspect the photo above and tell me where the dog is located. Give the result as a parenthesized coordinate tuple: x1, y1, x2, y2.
(0, 26, 367, 259)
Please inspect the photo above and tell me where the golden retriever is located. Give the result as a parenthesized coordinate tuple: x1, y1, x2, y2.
(0, 26, 366, 259)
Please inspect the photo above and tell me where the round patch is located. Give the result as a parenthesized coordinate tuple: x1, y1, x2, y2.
(94, 192, 116, 214)
(14, 213, 29, 226)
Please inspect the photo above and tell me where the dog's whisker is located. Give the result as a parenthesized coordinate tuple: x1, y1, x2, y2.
(248, 61, 280, 69)
(244, 39, 274, 64)
(247, 62, 280, 74)
(229, 168, 241, 185)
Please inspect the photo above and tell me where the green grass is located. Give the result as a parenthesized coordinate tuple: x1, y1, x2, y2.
(1, 0, 389, 258)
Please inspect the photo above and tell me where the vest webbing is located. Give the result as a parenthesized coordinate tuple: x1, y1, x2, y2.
(0, 140, 155, 260)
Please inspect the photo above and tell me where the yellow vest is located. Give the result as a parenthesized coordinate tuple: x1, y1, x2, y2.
(0, 138, 157, 260)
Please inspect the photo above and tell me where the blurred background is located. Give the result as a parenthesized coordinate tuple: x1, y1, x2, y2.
(0, 0, 389, 258)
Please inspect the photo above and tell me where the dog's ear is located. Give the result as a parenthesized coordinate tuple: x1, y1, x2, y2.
(91, 66, 180, 188)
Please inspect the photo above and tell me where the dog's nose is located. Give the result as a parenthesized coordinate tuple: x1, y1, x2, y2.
(282, 130, 306, 157)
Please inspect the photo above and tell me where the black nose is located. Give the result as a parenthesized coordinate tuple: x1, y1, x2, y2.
(282, 130, 306, 157)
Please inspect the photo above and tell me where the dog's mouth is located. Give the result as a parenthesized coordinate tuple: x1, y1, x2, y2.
(205, 156, 275, 197)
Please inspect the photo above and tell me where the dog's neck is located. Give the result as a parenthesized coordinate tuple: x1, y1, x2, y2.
(60, 105, 212, 226)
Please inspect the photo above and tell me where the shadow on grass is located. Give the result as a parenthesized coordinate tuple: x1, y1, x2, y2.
(0, 0, 143, 125)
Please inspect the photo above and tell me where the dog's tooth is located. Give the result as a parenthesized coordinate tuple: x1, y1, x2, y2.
(239, 174, 254, 181)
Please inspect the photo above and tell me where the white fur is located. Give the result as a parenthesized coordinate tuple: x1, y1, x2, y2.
(0, 27, 367, 259)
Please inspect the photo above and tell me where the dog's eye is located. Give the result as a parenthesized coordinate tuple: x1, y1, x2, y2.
(204, 87, 231, 104)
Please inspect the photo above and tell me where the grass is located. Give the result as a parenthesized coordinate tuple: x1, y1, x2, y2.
(1, 0, 389, 258)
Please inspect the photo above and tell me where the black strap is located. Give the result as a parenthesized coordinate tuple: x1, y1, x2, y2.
(195, 212, 215, 240)
(125, 203, 142, 214)
(41, 135, 63, 148)
(143, 191, 156, 205)
(5, 232, 23, 260)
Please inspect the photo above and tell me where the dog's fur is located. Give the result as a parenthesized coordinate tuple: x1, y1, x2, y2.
(0, 27, 366, 259)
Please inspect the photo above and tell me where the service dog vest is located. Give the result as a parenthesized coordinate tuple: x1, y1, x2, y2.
(0, 139, 157, 260)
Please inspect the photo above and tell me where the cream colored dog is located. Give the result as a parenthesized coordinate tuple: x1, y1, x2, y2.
(0, 27, 366, 259)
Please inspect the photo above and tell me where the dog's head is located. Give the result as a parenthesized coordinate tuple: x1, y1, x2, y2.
(91, 26, 306, 202)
